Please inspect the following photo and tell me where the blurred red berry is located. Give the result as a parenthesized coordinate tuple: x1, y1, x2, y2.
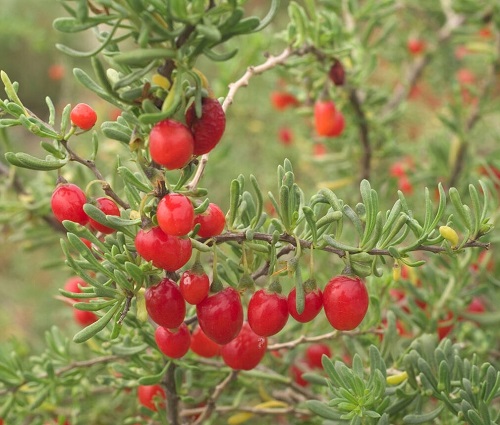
(278, 127, 294, 146)
(271, 91, 299, 110)
(407, 38, 425, 55)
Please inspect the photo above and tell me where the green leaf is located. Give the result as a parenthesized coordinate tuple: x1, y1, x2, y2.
(254, 0, 280, 31)
(73, 68, 119, 105)
(449, 187, 473, 231)
(403, 404, 444, 424)
(5, 152, 68, 171)
(306, 400, 343, 420)
(112, 48, 177, 66)
(73, 300, 122, 343)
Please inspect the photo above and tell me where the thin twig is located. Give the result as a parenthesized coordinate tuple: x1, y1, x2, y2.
(0, 355, 120, 397)
(192, 370, 239, 425)
(182, 404, 311, 417)
(164, 362, 181, 425)
(60, 139, 130, 209)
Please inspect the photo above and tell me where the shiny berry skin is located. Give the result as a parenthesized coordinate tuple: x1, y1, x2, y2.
(145, 278, 186, 328)
(327, 110, 345, 137)
(135, 226, 192, 271)
(137, 384, 166, 411)
(70, 103, 97, 130)
(87, 197, 120, 234)
(194, 203, 226, 238)
(190, 325, 221, 358)
(407, 38, 426, 55)
(149, 119, 194, 170)
(270, 91, 299, 110)
(287, 288, 323, 323)
(314, 100, 336, 136)
(196, 287, 243, 345)
(155, 323, 191, 359)
(221, 322, 267, 370)
(63, 276, 87, 300)
(73, 307, 98, 327)
(323, 275, 369, 331)
(156, 193, 194, 236)
(248, 289, 289, 337)
(51, 183, 88, 225)
(185, 97, 226, 155)
(179, 269, 210, 305)
(305, 343, 332, 369)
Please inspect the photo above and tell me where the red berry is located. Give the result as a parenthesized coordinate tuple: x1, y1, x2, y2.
(437, 312, 454, 340)
(149, 119, 194, 170)
(190, 325, 221, 358)
(70, 103, 97, 130)
(87, 197, 120, 234)
(328, 59, 345, 86)
(290, 363, 309, 387)
(305, 343, 332, 369)
(63, 276, 87, 300)
(390, 163, 406, 178)
(323, 275, 369, 331)
(278, 127, 294, 145)
(51, 183, 88, 225)
(398, 175, 413, 195)
(155, 323, 191, 359)
(73, 307, 98, 327)
(221, 322, 267, 370)
(313, 142, 327, 157)
(467, 297, 486, 314)
(194, 203, 226, 238)
(407, 38, 425, 55)
(270, 91, 300, 110)
(135, 226, 192, 271)
(185, 97, 226, 155)
(48, 64, 65, 81)
(137, 384, 166, 411)
(248, 289, 289, 337)
(157, 193, 194, 236)
(145, 278, 186, 328)
(314, 100, 345, 137)
(287, 288, 323, 323)
(179, 269, 210, 305)
(196, 287, 243, 345)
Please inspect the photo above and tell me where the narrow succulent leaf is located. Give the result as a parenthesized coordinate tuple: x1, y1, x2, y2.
(5, 152, 68, 171)
(343, 204, 364, 238)
(449, 187, 473, 231)
(403, 404, 444, 424)
(323, 235, 361, 253)
(228, 179, 241, 229)
(250, 175, 264, 228)
(73, 300, 122, 343)
(306, 400, 343, 419)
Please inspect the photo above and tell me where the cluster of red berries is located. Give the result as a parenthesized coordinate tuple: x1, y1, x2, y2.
(389, 157, 414, 195)
(149, 97, 226, 170)
(144, 274, 369, 371)
(51, 182, 121, 233)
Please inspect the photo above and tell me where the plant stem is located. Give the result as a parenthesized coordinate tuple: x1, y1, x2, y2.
(164, 362, 181, 425)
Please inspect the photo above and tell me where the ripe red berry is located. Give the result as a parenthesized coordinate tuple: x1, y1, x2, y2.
(145, 278, 186, 328)
(137, 384, 166, 411)
(314, 100, 345, 137)
(196, 287, 243, 345)
(305, 343, 332, 369)
(155, 323, 191, 359)
(313, 142, 327, 157)
(398, 175, 413, 195)
(157, 193, 194, 236)
(278, 127, 294, 145)
(179, 268, 210, 305)
(87, 197, 120, 234)
(270, 91, 300, 110)
(248, 289, 289, 337)
(221, 322, 267, 370)
(194, 203, 226, 238)
(63, 276, 87, 300)
(190, 325, 221, 358)
(467, 297, 486, 314)
(135, 226, 192, 271)
(73, 307, 98, 327)
(323, 275, 369, 331)
(407, 38, 425, 55)
(185, 97, 226, 155)
(437, 312, 454, 340)
(149, 119, 194, 169)
(287, 287, 323, 323)
(70, 103, 97, 130)
(328, 59, 345, 86)
(51, 183, 89, 225)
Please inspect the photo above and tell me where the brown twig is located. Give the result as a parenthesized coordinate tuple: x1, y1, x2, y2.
(60, 140, 130, 209)
(192, 370, 239, 425)
(164, 362, 181, 425)
(349, 89, 371, 181)
(0, 355, 120, 397)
